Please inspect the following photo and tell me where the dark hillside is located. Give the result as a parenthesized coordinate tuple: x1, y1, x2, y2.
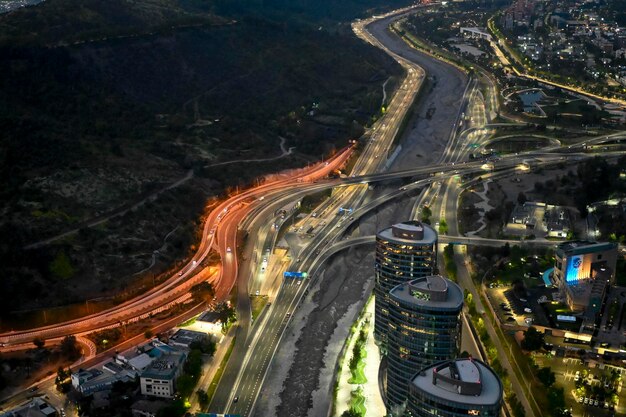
(0, 0, 406, 324)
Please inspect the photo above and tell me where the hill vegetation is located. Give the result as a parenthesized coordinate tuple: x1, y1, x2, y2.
(0, 0, 407, 325)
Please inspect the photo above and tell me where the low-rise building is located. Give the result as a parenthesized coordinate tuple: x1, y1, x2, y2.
(0, 398, 58, 417)
(140, 351, 186, 398)
(169, 329, 208, 349)
(195, 311, 223, 335)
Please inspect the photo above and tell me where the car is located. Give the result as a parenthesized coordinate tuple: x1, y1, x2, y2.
(594, 400, 599, 407)
(286, 312, 291, 317)
(179, 272, 183, 276)
(233, 396, 239, 403)
(584, 398, 589, 405)
(255, 290, 260, 296)
(226, 247, 232, 253)
(311, 212, 317, 217)
(28, 386, 38, 393)
(578, 396, 584, 403)
(604, 402, 609, 409)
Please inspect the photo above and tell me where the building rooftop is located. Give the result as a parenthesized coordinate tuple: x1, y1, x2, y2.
(412, 358, 502, 405)
(169, 329, 207, 348)
(556, 240, 617, 256)
(389, 275, 463, 309)
(377, 221, 437, 245)
(0, 398, 57, 417)
(141, 351, 185, 381)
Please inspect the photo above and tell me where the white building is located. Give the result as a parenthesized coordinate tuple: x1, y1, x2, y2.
(140, 352, 186, 398)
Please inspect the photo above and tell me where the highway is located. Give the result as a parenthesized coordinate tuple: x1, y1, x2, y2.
(207, 6, 430, 415)
(4, 3, 626, 416)
(205, 6, 626, 416)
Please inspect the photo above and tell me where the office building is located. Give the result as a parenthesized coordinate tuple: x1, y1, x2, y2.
(386, 275, 463, 408)
(553, 240, 618, 333)
(140, 351, 186, 398)
(407, 358, 503, 417)
(374, 221, 438, 346)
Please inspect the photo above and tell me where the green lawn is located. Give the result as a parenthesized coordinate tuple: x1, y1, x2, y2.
(250, 295, 268, 322)
(348, 347, 367, 385)
(349, 388, 366, 416)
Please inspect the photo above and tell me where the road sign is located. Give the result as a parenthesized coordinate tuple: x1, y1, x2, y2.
(284, 271, 308, 279)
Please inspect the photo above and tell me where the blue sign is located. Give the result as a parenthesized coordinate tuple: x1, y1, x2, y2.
(338, 207, 353, 214)
(284, 271, 308, 279)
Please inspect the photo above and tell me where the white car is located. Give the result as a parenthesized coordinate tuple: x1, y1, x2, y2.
(226, 247, 232, 253)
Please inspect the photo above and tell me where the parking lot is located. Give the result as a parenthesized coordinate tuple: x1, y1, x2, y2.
(535, 355, 625, 417)
(485, 285, 537, 327)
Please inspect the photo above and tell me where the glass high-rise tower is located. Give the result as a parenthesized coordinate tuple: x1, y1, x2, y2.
(386, 275, 463, 408)
(407, 358, 503, 417)
(374, 221, 438, 346)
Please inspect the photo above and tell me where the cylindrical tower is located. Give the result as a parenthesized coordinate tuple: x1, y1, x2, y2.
(386, 275, 463, 408)
(407, 358, 503, 417)
(374, 221, 438, 346)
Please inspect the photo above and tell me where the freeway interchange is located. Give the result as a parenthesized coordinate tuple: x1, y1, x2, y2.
(3, 4, 626, 417)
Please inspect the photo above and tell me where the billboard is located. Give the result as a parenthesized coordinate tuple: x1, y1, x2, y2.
(565, 254, 591, 284)
(557, 315, 577, 322)
(284, 271, 308, 279)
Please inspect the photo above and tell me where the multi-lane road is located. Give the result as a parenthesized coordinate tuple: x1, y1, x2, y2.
(4, 3, 626, 417)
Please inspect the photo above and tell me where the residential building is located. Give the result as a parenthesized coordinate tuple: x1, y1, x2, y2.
(374, 221, 438, 347)
(386, 276, 463, 409)
(407, 358, 503, 417)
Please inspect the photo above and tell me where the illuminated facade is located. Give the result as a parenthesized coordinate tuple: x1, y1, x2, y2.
(374, 221, 438, 346)
(407, 358, 503, 417)
(386, 275, 463, 409)
(553, 241, 617, 313)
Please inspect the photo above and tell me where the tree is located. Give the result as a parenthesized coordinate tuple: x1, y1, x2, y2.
(33, 338, 45, 349)
(341, 409, 360, 417)
(438, 219, 448, 234)
(190, 336, 216, 356)
(60, 335, 81, 360)
(56, 367, 71, 393)
(547, 386, 567, 416)
(509, 393, 526, 417)
(521, 327, 544, 351)
(421, 205, 432, 223)
(537, 366, 556, 387)
(517, 191, 527, 205)
(176, 374, 196, 399)
(49, 250, 74, 280)
(197, 389, 209, 409)
(191, 282, 215, 304)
